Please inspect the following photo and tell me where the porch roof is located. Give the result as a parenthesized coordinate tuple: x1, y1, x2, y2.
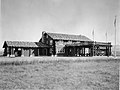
(65, 42, 93, 47)
(35, 42, 50, 48)
(3, 41, 50, 48)
(65, 42, 112, 47)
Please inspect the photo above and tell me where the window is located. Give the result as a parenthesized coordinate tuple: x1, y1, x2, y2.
(50, 40, 53, 45)
(46, 41, 48, 44)
(61, 48, 65, 53)
(50, 48, 53, 54)
(46, 35, 48, 38)
(18, 48, 21, 50)
(68, 41, 72, 44)
(59, 48, 65, 53)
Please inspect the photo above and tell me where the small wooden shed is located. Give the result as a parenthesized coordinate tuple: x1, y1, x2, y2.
(3, 41, 50, 57)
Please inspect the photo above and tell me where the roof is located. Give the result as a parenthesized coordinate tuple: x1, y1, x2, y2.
(66, 42, 93, 47)
(66, 42, 112, 47)
(47, 32, 91, 41)
(35, 42, 50, 47)
(3, 41, 50, 48)
(95, 42, 112, 46)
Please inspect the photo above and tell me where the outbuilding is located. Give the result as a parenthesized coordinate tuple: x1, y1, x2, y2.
(3, 41, 50, 57)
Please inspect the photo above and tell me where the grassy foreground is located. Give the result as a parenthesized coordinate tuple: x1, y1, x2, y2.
(0, 57, 119, 90)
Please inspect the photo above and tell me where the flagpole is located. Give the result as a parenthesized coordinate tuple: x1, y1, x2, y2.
(114, 16, 117, 57)
(92, 29, 94, 56)
(106, 31, 107, 43)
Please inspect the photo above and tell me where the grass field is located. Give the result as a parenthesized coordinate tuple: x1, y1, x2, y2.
(0, 57, 119, 90)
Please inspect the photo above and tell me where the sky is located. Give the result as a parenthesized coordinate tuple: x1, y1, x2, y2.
(0, 0, 120, 50)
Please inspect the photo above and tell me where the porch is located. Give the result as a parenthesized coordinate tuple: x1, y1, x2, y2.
(3, 41, 50, 57)
(65, 42, 112, 57)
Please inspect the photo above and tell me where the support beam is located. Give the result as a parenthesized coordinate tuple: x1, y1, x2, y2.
(90, 47, 92, 56)
(10, 47, 15, 57)
(93, 43, 94, 56)
(66, 47, 68, 56)
(21, 48, 24, 57)
(110, 46, 111, 56)
(108, 46, 109, 56)
(74, 47, 76, 56)
(38, 48, 39, 56)
(88, 47, 90, 56)
(10, 47, 12, 55)
(79, 48, 80, 56)
(84, 47, 85, 56)
(106, 46, 108, 56)
(7, 47, 10, 57)
(30, 49, 33, 57)
(46, 48, 47, 56)
(11, 47, 14, 55)
(80, 48, 82, 56)
(82, 47, 84, 56)
(94, 45, 96, 56)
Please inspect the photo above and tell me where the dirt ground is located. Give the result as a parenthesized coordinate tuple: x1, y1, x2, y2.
(0, 57, 119, 90)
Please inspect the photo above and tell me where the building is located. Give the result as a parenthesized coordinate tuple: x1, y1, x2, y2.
(40, 31, 112, 56)
(3, 41, 50, 57)
(3, 31, 112, 57)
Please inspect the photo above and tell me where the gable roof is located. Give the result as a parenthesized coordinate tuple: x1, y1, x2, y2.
(3, 41, 50, 48)
(35, 42, 50, 47)
(66, 42, 93, 47)
(3, 41, 38, 48)
(47, 32, 91, 41)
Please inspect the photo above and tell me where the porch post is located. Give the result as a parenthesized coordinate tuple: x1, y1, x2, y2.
(106, 46, 108, 56)
(88, 47, 90, 56)
(67, 47, 69, 56)
(46, 48, 48, 56)
(38, 48, 39, 56)
(67, 47, 68, 56)
(94, 45, 95, 56)
(84, 47, 85, 56)
(74, 47, 76, 56)
(110, 46, 111, 56)
(11, 47, 12, 55)
(66, 47, 68, 56)
(80, 48, 82, 56)
(108, 46, 109, 56)
(82, 47, 83, 56)
(21, 48, 24, 57)
(79, 47, 80, 56)
(107, 46, 109, 56)
(10, 47, 15, 57)
(90, 47, 92, 56)
(89, 47, 91, 56)
(7, 47, 10, 57)
(12, 47, 14, 55)
(83, 47, 84, 56)
(30, 48, 33, 57)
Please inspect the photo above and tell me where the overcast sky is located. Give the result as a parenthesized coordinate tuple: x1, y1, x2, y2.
(0, 0, 120, 49)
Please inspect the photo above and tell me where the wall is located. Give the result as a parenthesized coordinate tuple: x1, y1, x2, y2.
(55, 40, 81, 56)
(41, 32, 53, 55)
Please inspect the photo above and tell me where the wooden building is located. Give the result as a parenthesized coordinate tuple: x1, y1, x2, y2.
(3, 31, 112, 57)
(40, 31, 112, 56)
(3, 41, 50, 57)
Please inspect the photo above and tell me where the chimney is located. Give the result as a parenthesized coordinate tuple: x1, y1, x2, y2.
(42, 31, 46, 43)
